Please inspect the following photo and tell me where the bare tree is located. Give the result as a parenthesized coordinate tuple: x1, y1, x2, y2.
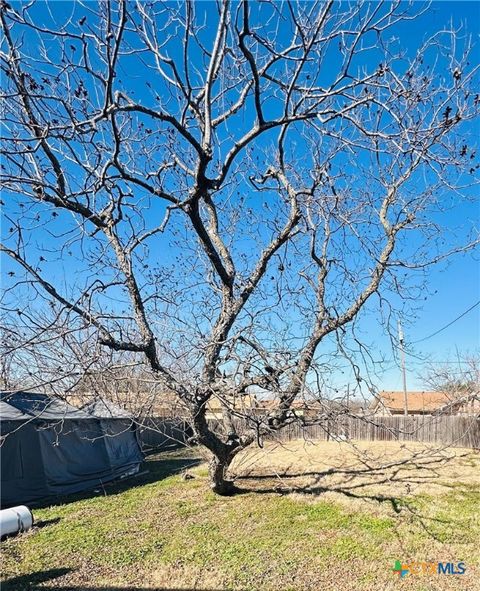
(423, 353, 480, 406)
(1, 1, 479, 493)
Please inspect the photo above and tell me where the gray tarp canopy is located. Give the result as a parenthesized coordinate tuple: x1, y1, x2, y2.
(83, 399, 192, 453)
(0, 391, 144, 507)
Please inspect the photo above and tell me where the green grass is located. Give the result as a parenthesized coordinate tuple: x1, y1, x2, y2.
(1, 448, 479, 591)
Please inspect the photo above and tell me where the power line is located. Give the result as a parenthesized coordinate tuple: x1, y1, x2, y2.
(412, 300, 480, 344)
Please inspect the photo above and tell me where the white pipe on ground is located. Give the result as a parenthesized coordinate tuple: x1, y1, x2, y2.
(0, 506, 34, 537)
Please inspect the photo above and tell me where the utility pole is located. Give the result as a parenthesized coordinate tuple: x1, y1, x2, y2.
(398, 320, 408, 416)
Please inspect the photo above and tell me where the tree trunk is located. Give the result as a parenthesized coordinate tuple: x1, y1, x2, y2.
(208, 453, 236, 495)
(191, 399, 253, 495)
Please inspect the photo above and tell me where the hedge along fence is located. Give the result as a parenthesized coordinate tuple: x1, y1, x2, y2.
(205, 415, 480, 450)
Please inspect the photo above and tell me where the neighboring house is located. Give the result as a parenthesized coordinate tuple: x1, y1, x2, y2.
(70, 389, 190, 419)
(372, 390, 480, 416)
(442, 392, 480, 416)
(205, 394, 258, 420)
(252, 398, 325, 418)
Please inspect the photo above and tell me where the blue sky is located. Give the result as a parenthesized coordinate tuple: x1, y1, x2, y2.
(1, 1, 479, 395)
(377, 2, 480, 389)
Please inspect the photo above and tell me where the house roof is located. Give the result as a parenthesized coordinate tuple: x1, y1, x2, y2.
(376, 391, 451, 412)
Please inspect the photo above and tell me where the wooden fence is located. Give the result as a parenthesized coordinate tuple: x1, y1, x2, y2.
(138, 415, 480, 450)
(136, 418, 192, 453)
(206, 415, 480, 449)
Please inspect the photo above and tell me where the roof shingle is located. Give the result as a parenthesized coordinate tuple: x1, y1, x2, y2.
(378, 390, 451, 412)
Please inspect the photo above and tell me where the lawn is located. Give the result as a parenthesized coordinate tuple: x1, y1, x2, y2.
(2, 441, 479, 591)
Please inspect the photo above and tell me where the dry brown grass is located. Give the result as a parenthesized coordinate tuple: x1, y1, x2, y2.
(231, 439, 480, 499)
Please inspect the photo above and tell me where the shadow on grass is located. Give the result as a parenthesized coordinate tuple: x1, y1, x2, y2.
(1, 568, 72, 591)
(2, 569, 239, 591)
(29, 448, 203, 510)
(35, 516, 62, 529)
(30, 588, 237, 591)
(236, 475, 460, 542)
(235, 477, 409, 510)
